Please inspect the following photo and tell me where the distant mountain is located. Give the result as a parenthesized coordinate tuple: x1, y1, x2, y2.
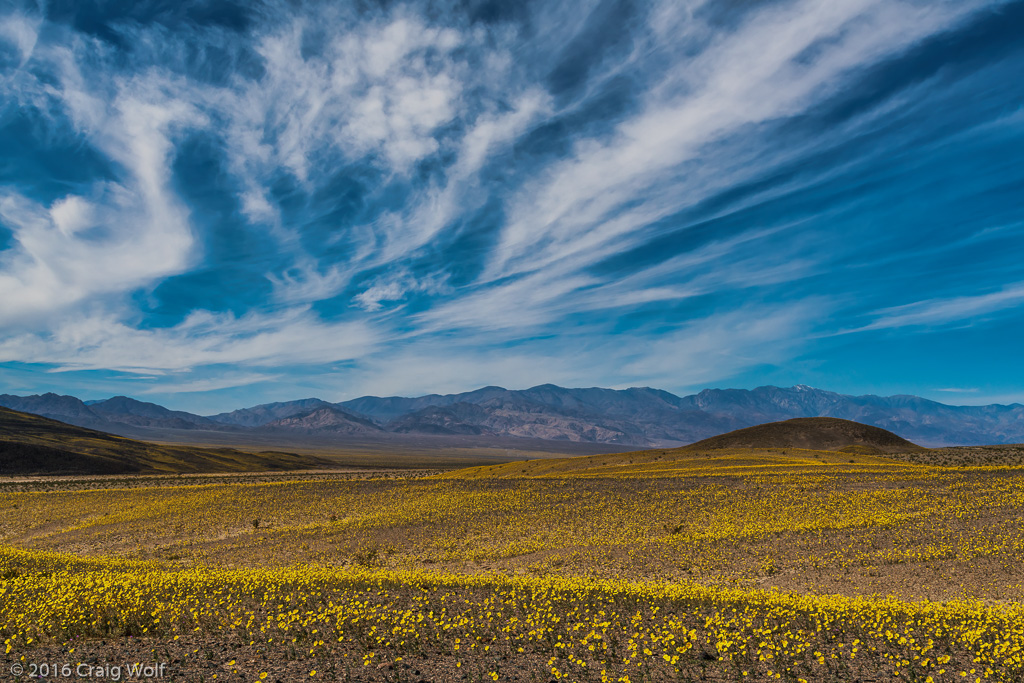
(386, 403, 498, 435)
(89, 396, 218, 430)
(0, 406, 331, 475)
(0, 393, 223, 434)
(208, 398, 335, 427)
(262, 406, 384, 434)
(337, 386, 510, 423)
(686, 417, 925, 454)
(0, 392, 108, 429)
(334, 384, 1024, 447)
(344, 385, 716, 444)
(3, 385, 1023, 447)
(386, 398, 640, 443)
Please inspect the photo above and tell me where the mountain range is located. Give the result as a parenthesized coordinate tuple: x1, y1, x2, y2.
(1, 384, 1022, 448)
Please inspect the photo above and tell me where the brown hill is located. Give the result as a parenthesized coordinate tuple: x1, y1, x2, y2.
(0, 407, 333, 476)
(685, 417, 925, 454)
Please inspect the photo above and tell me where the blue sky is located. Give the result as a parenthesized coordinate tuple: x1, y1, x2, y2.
(1, 0, 1022, 414)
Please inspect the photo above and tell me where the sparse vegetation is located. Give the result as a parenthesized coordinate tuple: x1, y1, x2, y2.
(2, 445, 1024, 680)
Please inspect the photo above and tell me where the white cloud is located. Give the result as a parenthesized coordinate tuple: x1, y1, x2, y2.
(0, 307, 379, 373)
(354, 271, 451, 312)
(210, 10, 510, 301)
(415, 224, 819, 335)
(367, 88, 553, 264)
(860, 282, 1024, 331)
(485, 0, 1001, 281)
(414, 270, 601, 333)
(355, 281, 407, 312)
(137, 373, 279, 395)
(613, 303, 825, 387)
(267, 261, 350, 304)
(221, 12, 466, 192)
(0, 12, 40, 65)
(239, 190, 277, 226)
(455, 90, 552, 178)
(0, 47, 203, 327)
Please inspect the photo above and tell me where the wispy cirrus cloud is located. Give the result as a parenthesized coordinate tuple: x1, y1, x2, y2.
(485, 0, 1001, 281)
(0, 10, 38, 65)
(0, 307, 378, 373)
(0, 44, 202, 326)
(858, 283, 1024, 332)
(135, 372, 281, 395)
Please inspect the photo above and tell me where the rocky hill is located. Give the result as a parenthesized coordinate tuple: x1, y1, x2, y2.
(685, 417, 925, 454)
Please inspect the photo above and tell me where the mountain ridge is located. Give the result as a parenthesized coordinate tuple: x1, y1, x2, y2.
(2, 385, 1022, 448)
(261, 406, 384, 434)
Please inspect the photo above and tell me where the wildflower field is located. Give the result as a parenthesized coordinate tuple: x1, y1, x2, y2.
(2, 448, 1024, 681)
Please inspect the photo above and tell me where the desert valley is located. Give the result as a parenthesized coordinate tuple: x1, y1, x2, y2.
(2, 388, 1024, 682)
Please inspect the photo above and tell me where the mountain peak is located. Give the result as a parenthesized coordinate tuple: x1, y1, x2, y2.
(264, 405, 382, 433)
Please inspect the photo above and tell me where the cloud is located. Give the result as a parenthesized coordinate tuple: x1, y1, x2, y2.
(355, 281, 407, 312)
(859, 282, 1024, 331)
(355, 271, 450, 312)
(484, 0, 1001, 281)
(414, 270, 599, 333)
(0, 307, 378, 373)
(267, 261, 350, 305)
(610, 303, 826, 387)
(456, 90, 552, 178)
(367, 88, 553, 264)
(136, 372, 279, 395)
(220, 12, 467, 190)
(0, 11, 40, 66)
(415, 224, 819, 335)
(0, 41, 203, 327)
(208, 8, 550, 305)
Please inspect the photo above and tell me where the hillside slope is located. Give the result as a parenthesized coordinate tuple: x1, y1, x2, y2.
(0, 407, 332, 476)
(686, 417, 925, 454)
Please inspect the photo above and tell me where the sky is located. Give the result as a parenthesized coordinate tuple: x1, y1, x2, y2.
(0, 0, 1023, 414)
